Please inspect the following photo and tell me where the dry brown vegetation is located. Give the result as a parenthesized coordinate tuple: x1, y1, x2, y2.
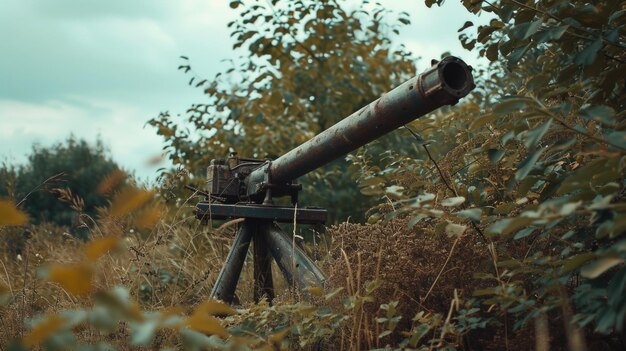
(0, 203, 500, 350)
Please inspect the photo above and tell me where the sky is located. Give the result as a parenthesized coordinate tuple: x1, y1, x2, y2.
(0, 0, 487, 182)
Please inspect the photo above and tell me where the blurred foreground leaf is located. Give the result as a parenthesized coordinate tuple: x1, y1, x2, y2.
(109, 187, 154, 217)
(23, 315, 66, 347)
(47, 264, 94, 295)
(0, 200, 28, 226)
(85, 236, 121, 261)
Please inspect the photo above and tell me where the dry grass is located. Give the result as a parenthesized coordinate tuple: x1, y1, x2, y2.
(1, 199, 539, 350)
(321, 216, 490, 349)
(0, 204, 244, 347)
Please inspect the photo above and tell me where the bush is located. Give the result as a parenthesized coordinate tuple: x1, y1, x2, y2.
(0, 136, 124, 232)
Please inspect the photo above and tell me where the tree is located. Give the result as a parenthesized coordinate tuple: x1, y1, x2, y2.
(0, 137, 124, 230)
(148, 0, 417, 222)
(352, 0, 626, 346)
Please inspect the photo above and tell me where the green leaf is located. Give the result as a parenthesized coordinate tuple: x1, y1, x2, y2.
(365, 280, 382, 294)
(604, 131, 626, 150)
(574, 38, 602, 66)
(558, 157, 612, 194)
(458, 21, 473, 32)
(445, 222, 467, 237)
(563, 253, 596, 272)
(596, 212, 626, 239)
(524, 119, 552, 148)
(559, 201, 581, 216)
(378, 330, 392, 338)
(513, 227, 535, 240)
(517, 176, 538, 197)
(502, 131, 515, 145)
(454, 208, 482, 222)
(533, 25, 569, 43)
(477, 26, 498, 43)
(560, 230, 575, 240)
(581, 257, 625, 279)
(510, 19, 543, 40)
(525, 73, 551, 91)
(441, 196, 465, 207)
(494, 202, 516, 215)
(469, 113, 498, 130)
(486, 44, 499, 62)
(552, 137, 577, 151)
(488, 217, 534, 237)
(515, 149, 543, 182)
(385, 185, 405, 200)
(488, 149, 505, 164)
(508, 43, 531, 64)
(493, 97, 532, 114)
(325, 287, 344, 300)
(581, 105, 616, 126)
(473, 287, 497, 296)
(131, 320, 158, 345)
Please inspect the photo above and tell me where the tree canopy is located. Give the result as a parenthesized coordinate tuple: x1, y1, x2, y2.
(353, 0, 626, 341)
(0, 137, 123, 230)
(148, 0, 419, 221)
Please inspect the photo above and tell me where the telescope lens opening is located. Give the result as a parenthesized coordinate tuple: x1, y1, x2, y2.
(442, 62, 467, 90)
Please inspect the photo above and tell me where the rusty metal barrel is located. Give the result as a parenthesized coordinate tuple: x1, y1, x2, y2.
(267, 56, 475, 184)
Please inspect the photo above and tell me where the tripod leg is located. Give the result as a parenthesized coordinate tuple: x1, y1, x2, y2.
(210, 221, 253, 303)
(253, 221, 274, 303)
(266, 223, 326, 294)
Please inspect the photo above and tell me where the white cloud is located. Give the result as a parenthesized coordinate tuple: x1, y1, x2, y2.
(0, 0, 489, 183)
(0, 98, 170, 180)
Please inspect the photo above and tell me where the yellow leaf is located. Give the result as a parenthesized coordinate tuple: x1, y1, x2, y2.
(109, 186, 154, 216)
(144, 154, 165, 166)
(196, 300, 236, 316)
(0, 283, 10, 306)
(581, 256, 625, 279)
(304, 286, 324, 297)
(269, 328, 290, 343)
(48, 264, 93, 295)
(132, 203, 163, 229)
(84, 236, 121, 261)
(162, 306, 185, 317)
(97, 170, 127, 195)
(185, 314, 228, 338)
(0, 200, 28, 226)
(23, 315, 65, 347)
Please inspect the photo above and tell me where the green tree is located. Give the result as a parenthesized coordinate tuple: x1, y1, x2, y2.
(353, 0, 626, 346)
(0, 137, 124, 229)
(148, 0, 417, 222)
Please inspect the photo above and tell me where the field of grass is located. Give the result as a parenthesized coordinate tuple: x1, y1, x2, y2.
(0, 180, 528, 350)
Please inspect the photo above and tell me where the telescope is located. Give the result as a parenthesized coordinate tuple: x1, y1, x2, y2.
(192, 56, 475, 304)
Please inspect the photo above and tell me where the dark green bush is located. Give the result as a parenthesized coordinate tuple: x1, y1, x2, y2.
(0, 136, 124, 231)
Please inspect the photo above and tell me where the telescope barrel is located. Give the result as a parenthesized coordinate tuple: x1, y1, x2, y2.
(269, 56, 475, 184)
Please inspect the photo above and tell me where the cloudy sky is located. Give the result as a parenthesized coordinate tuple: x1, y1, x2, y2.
(0, 0, 486, 182)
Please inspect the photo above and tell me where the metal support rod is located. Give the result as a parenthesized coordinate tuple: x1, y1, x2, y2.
(253, 221, 275, 303)
(210, 221, 253, 303)
(266, 223, 326, 292)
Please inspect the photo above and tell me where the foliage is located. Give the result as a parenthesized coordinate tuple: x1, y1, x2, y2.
(0, 136, 125, 232)
(1, 174, 477, 351)
(2, 0, 626, 350)
(351, 0, 626, 347)
(148, 0, 417, 222)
